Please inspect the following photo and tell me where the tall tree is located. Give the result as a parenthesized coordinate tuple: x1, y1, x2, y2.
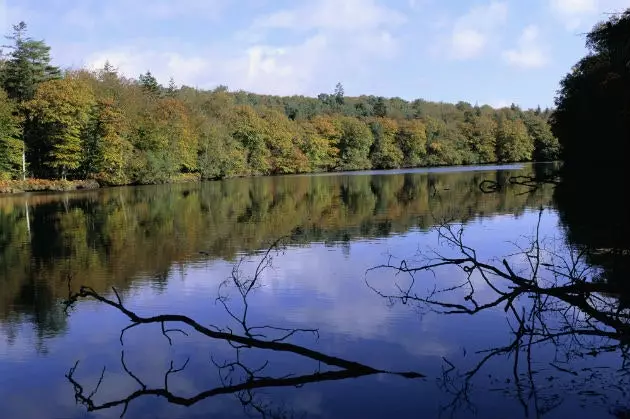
(261, 109, 309, 174)
(462, 114, 497, 163)
(1, 21, 60, 179)
(166, 77, 177, 97)
(495, 118, 534, 162)
(337, 116, 373, 170)
(24, 77, 95, 179)
(396, 119, 426, 167)
(334, 82, 345, 106)
(523, 113, 560, 161)
(551, 9, 630, 170)
(0, 21, 60, 102)
(88, 98, 132, 185)
(298, 118, 339, 172)
(369, 118, 403, 169)
(230, 105, 271, 175)
(197, 117, 246, 179)
(0, 89, 22, 179)
(139, 71, 160, 96)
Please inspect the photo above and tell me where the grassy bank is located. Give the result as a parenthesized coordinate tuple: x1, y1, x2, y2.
(0, 173, 206, 194)
(0, 179, 100, 194)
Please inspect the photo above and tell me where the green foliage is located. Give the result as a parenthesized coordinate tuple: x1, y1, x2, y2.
(369, 118, 403, 169)
(424, 117, 464, 166)
(0, 89, 22, 179)
(90, 98, 132, 185)
(373, 97, 388, 118)
(523, 112, 560, 161)
(495, 118, 534, 162)
(551, 9, 630, 169)
(396, 119, 427, 167)
(197, 118, 246, 179)
(337, 116, 373, 170)
(260, 108, 307, 174)
(0, 21, 560, 186)
(334, 82, 344, 106)
(139, 71, 160, 96)
(299, 116, 340, 171)
(24, 77, 95, 179)
(0, 21, 60, 102)
(230, 105, 271, 175)
(463, 115, 497, 163)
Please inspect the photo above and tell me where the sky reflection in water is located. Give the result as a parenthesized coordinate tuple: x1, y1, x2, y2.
(0, 165, 625, 419)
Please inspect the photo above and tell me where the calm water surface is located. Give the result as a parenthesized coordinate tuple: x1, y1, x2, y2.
(0, 163, 626, 418)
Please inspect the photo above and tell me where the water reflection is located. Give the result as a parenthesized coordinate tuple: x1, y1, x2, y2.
(368, 208, 630, 417)
(555, 172, 630, 304)
(64, 244, 423, 418)
(0, 164, 555, 344)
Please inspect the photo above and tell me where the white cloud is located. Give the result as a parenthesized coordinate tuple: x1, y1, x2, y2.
(550, 0, 629, 30)
(488, 99, 512, 108)
(84, 26, 398, 96)
(82, 47, 216, 91)
(503, 25, 548, 69)
(550, 0, 597, 29)
(254, 0, 406, 32)
(451, 29, 486, 59)
(84, 0, 406, 95)
(449, 1, 508, 60)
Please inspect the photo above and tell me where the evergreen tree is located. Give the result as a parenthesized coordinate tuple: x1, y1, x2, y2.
(334, 82, 345, 106)
(139, 71, 160, 96)
(0, 21, 60, 102)
(0, 21, 60, 179)
(166, 77, 177, 97)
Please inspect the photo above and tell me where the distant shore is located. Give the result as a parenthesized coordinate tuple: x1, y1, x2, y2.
(0, 161, 559, 195)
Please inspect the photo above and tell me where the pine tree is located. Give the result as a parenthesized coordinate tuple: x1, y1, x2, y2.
(334, 82, 344, 106)
(166, 77, 177, 97)
(139, 71, 160, 96)
(0, 21, 60, 102)
(0, 21, 60, 179)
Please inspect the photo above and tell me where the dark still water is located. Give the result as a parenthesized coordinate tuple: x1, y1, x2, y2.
(0, 163, 627, 419)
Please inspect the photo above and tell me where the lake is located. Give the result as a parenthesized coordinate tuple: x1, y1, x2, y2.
(1, 163, 627, 419)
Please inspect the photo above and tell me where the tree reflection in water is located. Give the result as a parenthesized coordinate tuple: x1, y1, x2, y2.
(63, 241, 423, 418)
(367, 208, 630, 418)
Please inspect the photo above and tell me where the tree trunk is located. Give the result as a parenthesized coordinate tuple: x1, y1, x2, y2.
(22, 144, 26, 181)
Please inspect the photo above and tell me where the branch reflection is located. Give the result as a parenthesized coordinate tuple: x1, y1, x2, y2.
(367, 208, 630, 418)
(64, 241, 423, 418)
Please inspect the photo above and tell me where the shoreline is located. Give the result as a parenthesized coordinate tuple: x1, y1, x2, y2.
(0, 161, 558, 195)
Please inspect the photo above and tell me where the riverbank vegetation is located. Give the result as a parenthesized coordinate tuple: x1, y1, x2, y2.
(0, 22, 560, 188)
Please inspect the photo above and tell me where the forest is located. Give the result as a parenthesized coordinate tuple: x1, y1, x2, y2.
(0, 22, 560, 188)
(551, 9, 630, 295)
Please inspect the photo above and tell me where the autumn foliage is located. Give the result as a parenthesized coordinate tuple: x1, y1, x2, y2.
(0, 22, 561, 187)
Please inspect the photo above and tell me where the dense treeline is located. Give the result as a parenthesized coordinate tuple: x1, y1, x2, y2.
(0, 22, 560, 185)
(551, 8, 629, 171)
(0, 165, 556, 342)
(551, 9, 630, 294)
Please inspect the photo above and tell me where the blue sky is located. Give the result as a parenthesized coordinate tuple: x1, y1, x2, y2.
(1, 0, 628, 108)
